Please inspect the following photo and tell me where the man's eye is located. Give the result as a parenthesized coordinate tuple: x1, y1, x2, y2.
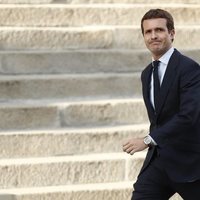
(157, 28, 163, 32)
(145, 30, 151, 34)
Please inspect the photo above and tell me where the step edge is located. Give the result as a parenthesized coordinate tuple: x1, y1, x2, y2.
(0, 152, 146, 165)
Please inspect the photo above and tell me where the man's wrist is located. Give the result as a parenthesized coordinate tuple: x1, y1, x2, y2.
(143, 135, 157, 146)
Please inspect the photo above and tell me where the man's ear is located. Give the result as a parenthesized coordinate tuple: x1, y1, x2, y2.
(170, 29, 175, 37)
(170, 29, 175, 42)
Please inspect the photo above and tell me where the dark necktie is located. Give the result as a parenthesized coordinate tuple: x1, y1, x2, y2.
(153, 60, 160, 111)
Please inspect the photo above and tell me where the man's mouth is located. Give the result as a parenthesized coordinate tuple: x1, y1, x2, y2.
(151, 41, 161, 45)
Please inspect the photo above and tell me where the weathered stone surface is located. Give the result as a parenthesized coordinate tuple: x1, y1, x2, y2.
(0, 182, 182, 200)
(0, 0, 51, 3)
(0, 0, 199, 4)
(0, 153, 142, 188)
(0, 105, 59, 130)
(127, 154, 144, 181)
(0, 27, 199, 50)
(0, 182, 133, 200)
(0, 49, 199, 75)
(0, 124, 148, 158)
(64, 0, 200, 3)
(0, 195, 16, 200)
(0, 50, 150, 74)
(0, 73, 141, 100)
(0, 27, 113, 50)
(0, 99, 147, 130)
(0, 5, 199, 26)
(62, 99, 148, 127)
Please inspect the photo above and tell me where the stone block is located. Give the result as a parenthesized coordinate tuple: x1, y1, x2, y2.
(0, 124, 148, 158)
(0, 5, 199, 26)
(0, 27, 199, 50)
(126, 153, 145, 181)
(0, 0, 199, 4)
(0, 154, 127, 188)
(0, 182, 133, 200)
(0, 99, 148, 130)
(0, 195, 16, 200)
(0, 182, 183, 200)
(62, 99, 148, 127)
(0, 50, 149, 74)
(0, 105, 59, 130)
(0, 27, 113, 50)
(0, 49, 199, 75)
(0, 73, 142, 100)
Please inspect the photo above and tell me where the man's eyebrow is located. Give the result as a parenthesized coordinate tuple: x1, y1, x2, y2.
(144, 28, 152, 33)
(145, 27, 165, 32)
(155, 27, 165, 30)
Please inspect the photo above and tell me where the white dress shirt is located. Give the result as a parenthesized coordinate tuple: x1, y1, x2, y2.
(149, 47, 174, 145)
(150, 47, 175, 109)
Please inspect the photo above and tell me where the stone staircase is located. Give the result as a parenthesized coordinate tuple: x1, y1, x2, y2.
(0, 1, 200, 199)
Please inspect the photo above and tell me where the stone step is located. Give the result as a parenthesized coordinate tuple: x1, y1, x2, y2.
(0, 4, 199, 27)
(0, 49, 149, 74)
(0, 26, 199, 50)
(0, 152, 145, 188)
(0, 182, 183, 200)
(0, 0, 198, 4)
(0, 124, 148, 158)
(0, 73, 141, 100)
(1, 49, 199, 75)
(0, 182, 133, 200)
(0, 98, 148, 130)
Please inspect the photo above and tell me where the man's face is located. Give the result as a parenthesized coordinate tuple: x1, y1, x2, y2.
(142, 18, 175, 59)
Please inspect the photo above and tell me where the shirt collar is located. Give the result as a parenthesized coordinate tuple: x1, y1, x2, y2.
(152, 47, 174, 65)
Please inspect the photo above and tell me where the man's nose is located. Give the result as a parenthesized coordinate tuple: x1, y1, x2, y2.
(151, 31, 158, 39)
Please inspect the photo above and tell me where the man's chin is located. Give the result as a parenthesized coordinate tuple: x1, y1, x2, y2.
(150, 48, 165, 58)
(150, 48, 161, 54)
(151, 45, 161, 51)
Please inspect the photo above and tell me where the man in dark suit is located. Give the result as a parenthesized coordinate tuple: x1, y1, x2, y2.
(123, 9, 200, 199)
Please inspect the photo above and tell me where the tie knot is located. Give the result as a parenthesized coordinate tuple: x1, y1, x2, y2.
(152, 60, 160, 68)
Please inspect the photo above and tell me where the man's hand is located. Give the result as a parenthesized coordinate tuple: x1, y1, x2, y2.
(122, 138, 148, 155)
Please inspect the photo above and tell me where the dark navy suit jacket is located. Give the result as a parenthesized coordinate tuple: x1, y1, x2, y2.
(140, 49, 200, 182)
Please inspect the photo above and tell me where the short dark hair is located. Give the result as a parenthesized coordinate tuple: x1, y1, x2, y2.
(141, 9, 175, 35)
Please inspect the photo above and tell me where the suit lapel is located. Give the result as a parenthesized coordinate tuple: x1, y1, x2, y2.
(142, 64, 155, 119)
(156, 49, 180, 115)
